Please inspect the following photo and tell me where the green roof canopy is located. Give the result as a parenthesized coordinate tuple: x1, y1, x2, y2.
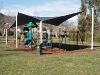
(26, 22, 38, 28)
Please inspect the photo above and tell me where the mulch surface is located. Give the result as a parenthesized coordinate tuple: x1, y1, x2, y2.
(9, 44, 92, 55)
(44, 48, 92, 55)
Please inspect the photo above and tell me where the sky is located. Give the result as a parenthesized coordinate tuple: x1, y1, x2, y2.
(0, 0, 81, 25)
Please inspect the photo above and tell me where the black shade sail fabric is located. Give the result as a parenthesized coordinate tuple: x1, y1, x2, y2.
(11, 11, 82, 28)
(11, 12, 40, 27)
(43, 12, 82, 26)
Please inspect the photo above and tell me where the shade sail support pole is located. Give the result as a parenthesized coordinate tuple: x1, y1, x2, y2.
(91, 7, 94, 50)
(16, 12, 18, 48)
(39, 21, 43, 44)
(37, 21, 43, 55)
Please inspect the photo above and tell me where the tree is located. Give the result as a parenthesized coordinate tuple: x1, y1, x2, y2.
(78, 0, 88, 41)
(82, 0, 100, 42)
(85, 0, 100, 24)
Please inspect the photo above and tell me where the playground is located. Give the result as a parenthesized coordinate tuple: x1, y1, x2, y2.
(1, 12, 97, 55)
(0, 11, 100, 55)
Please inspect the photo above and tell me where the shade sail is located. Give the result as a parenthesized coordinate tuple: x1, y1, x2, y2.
(43, 12, 82, 26)
(11, 11, 82, 28)
(11, 12, 40, 27)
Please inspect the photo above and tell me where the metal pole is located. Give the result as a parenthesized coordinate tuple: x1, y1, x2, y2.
(91, 7, 94, 50)
(6, 29, 8, 45)
(16, 12, 18, 48)
(37, 21, 43, 55)
(39, 21, 43, 44)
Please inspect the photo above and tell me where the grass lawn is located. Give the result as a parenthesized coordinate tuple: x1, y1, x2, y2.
(0, 36, 100, 75)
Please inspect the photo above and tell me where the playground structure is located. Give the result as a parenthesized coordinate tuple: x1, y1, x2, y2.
(1, 9, 95, 55)
(14, 12, 82, 55)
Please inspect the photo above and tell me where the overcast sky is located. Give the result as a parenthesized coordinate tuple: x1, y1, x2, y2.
(0, 0, 81, 25)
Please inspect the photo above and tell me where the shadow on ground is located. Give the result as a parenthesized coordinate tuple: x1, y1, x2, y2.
(51, 43, 100, 51)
